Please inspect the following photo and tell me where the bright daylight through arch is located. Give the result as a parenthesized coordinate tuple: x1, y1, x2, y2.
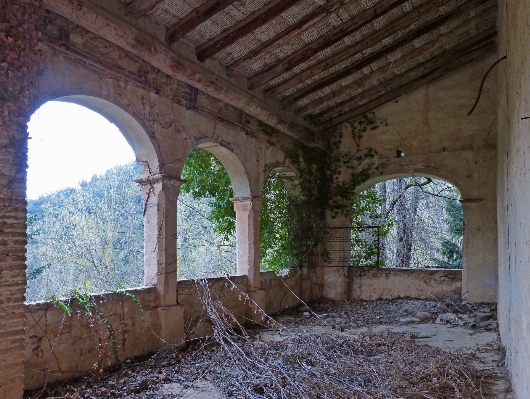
(25, 101, 143, 301)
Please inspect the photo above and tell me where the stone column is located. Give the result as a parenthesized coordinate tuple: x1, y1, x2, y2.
(136, 174, 184, 344)
(321, 213, 351, 301)
(231, 196, 263, 290)
(461, 199, 498, 303)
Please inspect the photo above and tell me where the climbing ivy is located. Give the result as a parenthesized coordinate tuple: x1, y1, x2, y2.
(269, 112, 388, 269)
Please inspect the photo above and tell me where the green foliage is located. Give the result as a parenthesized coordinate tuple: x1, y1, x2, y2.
(181, 148, 236, 240)
(351, 188, 394, 266)
(26, 163, 144, 301)
(260, 171, 290, 272)
(283, 113, 387, 267)
(439, 197, 463, 268)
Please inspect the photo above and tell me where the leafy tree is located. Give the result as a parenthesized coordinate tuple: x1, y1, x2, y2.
(26, 163, 144, 301)
(350, 187, 394, 266)
(181, 148, 235, 240)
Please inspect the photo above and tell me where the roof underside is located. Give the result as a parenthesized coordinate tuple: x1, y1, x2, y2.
(124, 0, 498, 129)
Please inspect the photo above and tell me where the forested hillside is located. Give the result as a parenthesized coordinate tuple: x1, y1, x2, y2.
(26, 160, 237, 302)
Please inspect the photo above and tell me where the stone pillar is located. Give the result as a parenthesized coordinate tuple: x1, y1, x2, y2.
(0, 123, 27, 398)
(461, 199, 498, 303)
(231, 196, 263, 290)
(322, 213, 351, 301)
(136, 174, 184, 344)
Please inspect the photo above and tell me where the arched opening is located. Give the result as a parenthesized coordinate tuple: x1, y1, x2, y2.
(177, 143, 251, 279)
(259, 166, 301, 273)
(25, 98, 158, 301)
(352, 175, 463, 269)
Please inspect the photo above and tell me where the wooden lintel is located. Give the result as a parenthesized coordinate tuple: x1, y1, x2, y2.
(282, 0, 496, 105)
(295, 5, 497, 115)
(127, 0, 163, 18)
(321, 29, 496, 118)
(44, 0, 319, 147)
(196, 0, 301, 63)
(226, 0, 351, 76)
(320, 41, 495, 130)
(165, 0, 238, 46)
(247, 0, 411, 91)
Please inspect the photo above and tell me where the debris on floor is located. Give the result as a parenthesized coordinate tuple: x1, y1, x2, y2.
(25, 298, 512, 399)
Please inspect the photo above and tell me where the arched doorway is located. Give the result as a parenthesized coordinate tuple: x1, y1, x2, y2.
(353, 175, 463, 269)
(26, 97, 160, 301)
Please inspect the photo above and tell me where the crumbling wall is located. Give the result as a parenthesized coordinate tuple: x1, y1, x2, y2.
(497, 1, 530, 398)
(24, 270, 317, 390)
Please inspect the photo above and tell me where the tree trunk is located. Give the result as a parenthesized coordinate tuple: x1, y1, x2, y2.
(395, 179, 420, 268)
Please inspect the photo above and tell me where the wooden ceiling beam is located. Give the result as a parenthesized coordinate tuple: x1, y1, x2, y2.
(226, 0, 352, 76)
(320, 40, 495, 130)
(165, 0, 239, 46)
(195, 0, 302, 62)
(247, 0, 410, 91)
(127, 0, 163, 18)
(260, 0, 460, 97)
(321, 28, 496, 118)
(45, 0, 319, 147)
(282, 0, 496, 106)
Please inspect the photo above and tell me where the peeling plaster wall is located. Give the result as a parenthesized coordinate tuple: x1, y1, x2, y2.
(344, 53, 499, 303)
(497, 1, 530, 397)
(322, 267, 461, 301)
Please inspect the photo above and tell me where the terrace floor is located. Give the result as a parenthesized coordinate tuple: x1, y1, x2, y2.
(25, 298, 513, 399)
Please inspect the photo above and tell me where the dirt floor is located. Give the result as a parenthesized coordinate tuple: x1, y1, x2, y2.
(25, 298, 513, 399)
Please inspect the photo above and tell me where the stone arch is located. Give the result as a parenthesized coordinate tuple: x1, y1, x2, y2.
(26, 96, 165, 298)
(357, 172, 463, 196)
(189, 141, 252, 198)
(50, 95, 160, 177)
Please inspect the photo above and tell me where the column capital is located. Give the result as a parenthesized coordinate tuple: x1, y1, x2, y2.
(135, 174, 186, 187)
(230, 196, 263, 204)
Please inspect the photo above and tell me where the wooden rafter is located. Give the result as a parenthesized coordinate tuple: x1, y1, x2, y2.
(195, 0, 302, 62)
(262, 0, 466, 97)
(292, 4, 497, 113)
(320, 41, 496, 130)
(226, 0, 352, 76)
(247, 0, 410, 91)
(282, 0, 492, 105)
(321, 28, 496, 118)
(282, 0, 495, 106)
(127, 0, 163, 18)
(165, 0, 239, 46)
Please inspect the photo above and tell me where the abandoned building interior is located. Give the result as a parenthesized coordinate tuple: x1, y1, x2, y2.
(1, 0, 530, 397)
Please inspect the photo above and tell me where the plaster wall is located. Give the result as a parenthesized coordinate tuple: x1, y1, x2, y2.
(321, 267, 461, 302)
(497, 1, 530, 397)
(348, 52, 498, 303)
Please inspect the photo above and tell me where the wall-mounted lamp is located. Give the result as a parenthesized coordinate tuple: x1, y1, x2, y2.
(396, 149, 405, 158)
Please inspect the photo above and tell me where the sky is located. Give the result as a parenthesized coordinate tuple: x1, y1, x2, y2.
(26, 101, 136, 199)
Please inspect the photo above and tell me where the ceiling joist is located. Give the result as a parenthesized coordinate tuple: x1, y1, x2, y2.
(296, 7, 497, 115)
(247, 0, 410, 91)
(226, 0, 352, 76)
(165, 0, 239, 46)
(195, 0, 302, 62)
(321, 40, 495, 130)
(263, 0, 464, 98)
(322, 28, 496, 117)
(127, 0, 163, 18)
(288, 2, 497, 109)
